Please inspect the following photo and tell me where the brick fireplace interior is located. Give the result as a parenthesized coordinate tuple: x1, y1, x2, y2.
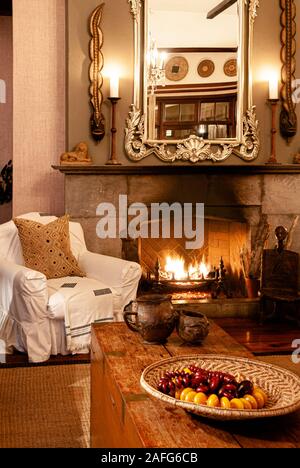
(138, 216, 249, 299)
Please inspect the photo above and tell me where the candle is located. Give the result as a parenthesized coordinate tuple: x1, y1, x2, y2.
(152, 48, 158, 68)
(110, 73, 119, 98)
(269, 76, 279, 100)
(159, 52, 167, 70)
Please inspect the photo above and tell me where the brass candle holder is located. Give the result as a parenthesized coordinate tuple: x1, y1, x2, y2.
(266, 98, 280, 165)
(106, 97, 122, 165)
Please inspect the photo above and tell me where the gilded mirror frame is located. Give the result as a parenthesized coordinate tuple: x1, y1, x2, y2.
(125, 0, 260, 163)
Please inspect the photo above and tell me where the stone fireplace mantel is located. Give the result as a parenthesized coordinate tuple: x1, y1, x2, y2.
(53, 164, 300, 175)
(52, 164, 300, 291)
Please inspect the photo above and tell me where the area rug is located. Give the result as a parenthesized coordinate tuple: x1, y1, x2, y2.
(0, 364, 90, 448)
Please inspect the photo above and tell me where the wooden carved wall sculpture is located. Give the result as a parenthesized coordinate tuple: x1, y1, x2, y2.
(89, 3, 105, 142)
(280, 0, 297, 140)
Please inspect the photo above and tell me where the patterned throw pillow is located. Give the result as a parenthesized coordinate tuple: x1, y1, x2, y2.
(13, 215, 85, 279)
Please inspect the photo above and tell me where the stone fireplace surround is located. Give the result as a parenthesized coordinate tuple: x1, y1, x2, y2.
(54, 165, 300, 313)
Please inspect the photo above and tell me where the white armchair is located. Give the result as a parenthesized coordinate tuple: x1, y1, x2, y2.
(0, 213, 141, 363)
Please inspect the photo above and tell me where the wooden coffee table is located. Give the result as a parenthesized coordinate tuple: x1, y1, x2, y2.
(91, 322, 300, 448)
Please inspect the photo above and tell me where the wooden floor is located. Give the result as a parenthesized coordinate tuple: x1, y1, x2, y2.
(214, 317, 298, 355)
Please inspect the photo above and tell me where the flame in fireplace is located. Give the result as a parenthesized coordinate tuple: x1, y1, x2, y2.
(161, 255, 210, 281)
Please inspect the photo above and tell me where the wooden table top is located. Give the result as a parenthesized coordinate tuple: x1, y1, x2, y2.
(91, 321, 300, 448)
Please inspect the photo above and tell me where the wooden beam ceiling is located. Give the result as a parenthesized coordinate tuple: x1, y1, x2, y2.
(207, 0, 237, 19)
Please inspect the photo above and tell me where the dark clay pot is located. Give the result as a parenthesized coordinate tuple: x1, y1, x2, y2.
(176, 309, 210, 344)
(124, 294, 177, 343)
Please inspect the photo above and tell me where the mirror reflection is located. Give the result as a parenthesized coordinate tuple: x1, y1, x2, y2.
(146, 0, 239, 141)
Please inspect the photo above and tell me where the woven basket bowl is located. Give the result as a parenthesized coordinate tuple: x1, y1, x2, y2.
(140, 354, 300, 421)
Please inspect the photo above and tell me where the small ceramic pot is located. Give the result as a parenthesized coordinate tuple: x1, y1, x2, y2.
(124, 294, 177, 343)
(176, 309, 210, 344)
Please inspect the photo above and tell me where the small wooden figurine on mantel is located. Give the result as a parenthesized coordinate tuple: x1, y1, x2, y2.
(60, 142, 93, 166)
(293, 152, 300, 164)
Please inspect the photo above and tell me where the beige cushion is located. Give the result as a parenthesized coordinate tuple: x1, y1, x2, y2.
(13, 215, 85, 279)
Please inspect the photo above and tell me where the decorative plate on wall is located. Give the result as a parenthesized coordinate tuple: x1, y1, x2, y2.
(198, 59, 215, 78)
(224, 59, 237, 77)
(165, 56, 189, 82)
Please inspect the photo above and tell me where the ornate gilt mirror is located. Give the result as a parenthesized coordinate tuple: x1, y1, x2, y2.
(126, 0, 260, 163)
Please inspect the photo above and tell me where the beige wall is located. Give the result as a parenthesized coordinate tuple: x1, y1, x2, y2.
(68, 0, 134, 164)
(252, 0, 292, 163)
(68, 0, 300, 165)
(8, 1, 300, 221)
(13, 0, 66, 216)
(0, 16, 13, 223)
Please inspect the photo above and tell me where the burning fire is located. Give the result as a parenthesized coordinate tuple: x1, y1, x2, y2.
(160, 255, 210, 281)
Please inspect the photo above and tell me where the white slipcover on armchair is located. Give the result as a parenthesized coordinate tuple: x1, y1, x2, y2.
(0, 213, 141, 362)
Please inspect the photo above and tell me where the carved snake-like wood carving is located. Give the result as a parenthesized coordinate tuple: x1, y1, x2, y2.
(280, 0, 297, 140)
(89, 3, 105, 142)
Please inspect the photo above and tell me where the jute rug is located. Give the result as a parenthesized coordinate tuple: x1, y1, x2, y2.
(0, 364, 90, 448)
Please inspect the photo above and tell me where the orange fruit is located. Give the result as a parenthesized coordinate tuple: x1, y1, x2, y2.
(239, 398, 252, 410)
(243, 394, 258, 409)
(252, 390, 265, 409)
(180, 387, 193, 401)
(184, 391, 197, 402)
(230, 398, 244, 410)
(253, 387, 268, 405)
(194, 392, 207, 406)
(207, 394, 220, 407)
(220, 397, 231, 409)
(175, 388, 184, 400)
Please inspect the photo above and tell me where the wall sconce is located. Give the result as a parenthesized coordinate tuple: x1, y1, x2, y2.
(147, 40, 167, 94)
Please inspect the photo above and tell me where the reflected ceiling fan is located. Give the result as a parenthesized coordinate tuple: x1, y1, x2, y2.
(207, 0, 237, 19)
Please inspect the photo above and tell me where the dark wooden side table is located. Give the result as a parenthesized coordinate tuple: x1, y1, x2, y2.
(91, 322, 300, 448)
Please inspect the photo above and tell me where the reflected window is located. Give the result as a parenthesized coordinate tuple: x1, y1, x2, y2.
(200, 103, 215, 121)
(180, 103, 195, 122)
(215, 102, 230, 120)
(164, 104, 180, 121)
(156, 94, 237, 140)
